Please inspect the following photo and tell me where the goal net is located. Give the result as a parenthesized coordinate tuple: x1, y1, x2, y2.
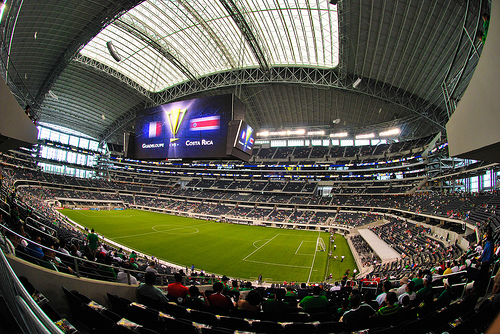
(316, 237, 326, 252)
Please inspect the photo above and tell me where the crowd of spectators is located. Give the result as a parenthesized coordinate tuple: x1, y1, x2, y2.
(2, 154, 500, 333)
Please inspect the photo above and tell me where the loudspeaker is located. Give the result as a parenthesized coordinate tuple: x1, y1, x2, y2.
(106, 41, 121, 62)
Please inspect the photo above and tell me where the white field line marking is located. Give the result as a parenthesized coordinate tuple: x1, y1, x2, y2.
(253, 240, 268, 248)
(243, 259, 311, 269)
(74, 211, 90, 217)
(73, 211, 133, 218)
(112, 222, 212, 239)
(307, 232, 321, 283)
(295, 241, 304, 255)
(152, 225, 200, 235)
(243, 234, 279, 261)
(295, 241, 315, 255)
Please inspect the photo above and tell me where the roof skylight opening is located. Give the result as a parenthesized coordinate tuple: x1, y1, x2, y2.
(79, 0, 339, 93)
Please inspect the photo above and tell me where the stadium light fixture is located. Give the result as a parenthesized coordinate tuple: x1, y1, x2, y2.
(352, 78, 362, 88)
(355, 133, 375, 139)
(0, 1, 6, 24)
(287, 129, 305, 136)
(330, 132, 348, 138)
(307, 130, 325, 136)
(379, 128, 401, 137)
(269, 131, 287, 136)
(257, 131, 269, 137)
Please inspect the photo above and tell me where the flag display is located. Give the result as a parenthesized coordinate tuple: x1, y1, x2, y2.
(148, 122, 162, 138)
(190, 116, 220, 131)
(135, 94, 250, 161)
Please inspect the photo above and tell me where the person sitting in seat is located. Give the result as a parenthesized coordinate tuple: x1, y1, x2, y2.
(262, 288, 289, 314)
(415, 275, 433, 305)
(376, 292, 399, 317)
(116, 261, 138, 285)
(184, 286, 209, 309)
(168, 273, 189, 303)
(207, 282, 234, 310)
(145, 261, 158, 274)
(299, 286, 328, 312)
(376, 281, 392, 307)
(42, 245, 73, 275)
(4, 230, 20, 255)
(136, 272, 169, 306)
(26, 236, 44, 259)
(235, 289, 262, 312)
(341, 293, 374, 328)
(98, 255, 116, 280)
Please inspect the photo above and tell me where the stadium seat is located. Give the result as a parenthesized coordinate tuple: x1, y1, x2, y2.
(189, 309, 218, 326)
(316, 321, 345, 334)
(162, 317, 197, 334)
(251, 320, 283, 333)
(62, 287, 92, 327)
(308, 311, 333, 322)
(114, 324, 162, 334)
(164, 302, 190, 320)
(230, 308, 261, 320)
(207, 305, 232, 316)
(218, 316, 252, 331)
(127, 303, 163, 332)
(107, 293, 132, 318)
(283, 312, 310, 322)
(370, 326, 401, 334)
(138, 294, 166, 312)
(282, 322, 317, 334)
(82, 303, 116, 334)
(284, 296, 299, 307)
(201, 328, 233, 334)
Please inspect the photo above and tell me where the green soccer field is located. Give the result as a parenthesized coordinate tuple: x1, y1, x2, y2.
(60, 209, 356, 283)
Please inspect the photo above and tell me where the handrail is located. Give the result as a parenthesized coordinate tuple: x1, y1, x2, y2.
(0, 248, 63, 334)
(30, 215, 59, 235)
(25, 217, 58, 241)
(0, 197, 10, 214)
(0, 222, 176, 286)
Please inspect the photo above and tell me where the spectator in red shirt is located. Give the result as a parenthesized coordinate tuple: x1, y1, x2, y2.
(167, 273, 189, 303)
(208, 282, 234, 310)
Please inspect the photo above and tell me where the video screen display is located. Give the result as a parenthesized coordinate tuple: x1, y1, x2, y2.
(232, 120, 255, 154)
(135, 94, 233, 160)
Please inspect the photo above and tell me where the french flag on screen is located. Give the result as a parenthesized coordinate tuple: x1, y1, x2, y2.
(148, 121, 162, 138)
(189, 115, 220, 131)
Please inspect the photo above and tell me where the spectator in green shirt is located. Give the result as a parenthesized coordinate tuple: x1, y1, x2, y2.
(482, 13, 490, 43)
(299, 286, 328, 312)
(262, 289, 289, 314)
(377, 292, 399, 317)
(87, 228, 98, 256)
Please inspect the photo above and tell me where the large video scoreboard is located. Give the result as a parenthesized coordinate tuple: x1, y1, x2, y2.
(132, 94, 254, 161)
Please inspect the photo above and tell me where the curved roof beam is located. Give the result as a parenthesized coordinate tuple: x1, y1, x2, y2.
(177, 0, 237, 69)
(87, 66, 445, 136)
(152, 68, 447, 131)
(219, 0, 270, 71)
(73, 54, 154, 102)
(114, 17, 201, 86)
(33, 1, 145, 106)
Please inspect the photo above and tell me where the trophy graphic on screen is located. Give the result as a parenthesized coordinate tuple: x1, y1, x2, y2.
(166, 108, 187, 142)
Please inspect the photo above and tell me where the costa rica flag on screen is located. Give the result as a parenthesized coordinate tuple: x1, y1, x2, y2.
(189, 115, 220, 131)
(148, 121, 162, 138)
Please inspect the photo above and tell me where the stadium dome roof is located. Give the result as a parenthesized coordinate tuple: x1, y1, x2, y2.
(1, 0, 484, 145)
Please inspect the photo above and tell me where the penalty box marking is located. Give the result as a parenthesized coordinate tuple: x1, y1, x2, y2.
(243, 234, 315, 268)
(295, 240, 315, 255)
